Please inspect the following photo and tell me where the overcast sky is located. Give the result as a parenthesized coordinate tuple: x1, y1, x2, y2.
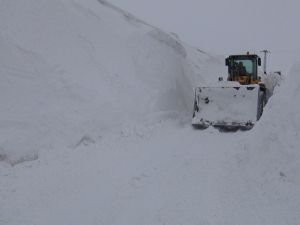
(109, 0, 300, 73)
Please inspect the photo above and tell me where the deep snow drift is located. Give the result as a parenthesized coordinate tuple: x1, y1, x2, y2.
(0, 1, 299, 225)
(0, 0, 223, 164)
(235, 64, 300, 224)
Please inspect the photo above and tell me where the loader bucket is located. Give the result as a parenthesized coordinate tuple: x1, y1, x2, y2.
(192, 84, 262, 129)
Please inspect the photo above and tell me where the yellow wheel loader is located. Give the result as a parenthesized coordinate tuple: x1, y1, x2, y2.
(192, 53, 267, 130)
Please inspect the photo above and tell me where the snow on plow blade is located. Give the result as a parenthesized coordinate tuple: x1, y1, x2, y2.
(192, 84, 261, 129)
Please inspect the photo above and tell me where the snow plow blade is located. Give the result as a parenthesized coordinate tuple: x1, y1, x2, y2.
(192, 84, 263, 130)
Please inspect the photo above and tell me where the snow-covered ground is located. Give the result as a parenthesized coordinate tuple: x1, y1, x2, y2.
(0, 0, 299, 225)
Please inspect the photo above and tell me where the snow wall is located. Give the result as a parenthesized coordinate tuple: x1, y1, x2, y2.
(0, 0, 224, 163)
(225, 65, 300, 225)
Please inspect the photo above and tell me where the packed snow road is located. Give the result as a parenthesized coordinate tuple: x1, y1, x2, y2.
(0, 118, 249, 225)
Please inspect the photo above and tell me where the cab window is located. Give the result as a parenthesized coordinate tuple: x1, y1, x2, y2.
(233, 59, 255, 75)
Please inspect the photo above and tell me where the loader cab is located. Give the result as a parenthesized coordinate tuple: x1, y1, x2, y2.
(225, 54, 261, 85)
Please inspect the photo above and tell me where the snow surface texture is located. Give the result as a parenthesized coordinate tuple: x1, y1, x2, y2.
(0, 0, 223, 164)
(1, 0, 299, 225)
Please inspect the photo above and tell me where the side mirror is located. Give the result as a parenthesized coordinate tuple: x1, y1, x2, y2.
(225, 58, 229, 66)
(218, 77, 223, 82)
(258, 58, 261, 66)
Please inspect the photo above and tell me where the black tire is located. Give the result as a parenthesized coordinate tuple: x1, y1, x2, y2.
(192, 123, 209, 130)
(257, 90, 266, 120)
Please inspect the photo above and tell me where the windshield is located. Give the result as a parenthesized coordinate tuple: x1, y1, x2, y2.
(232, 59, 255, 76)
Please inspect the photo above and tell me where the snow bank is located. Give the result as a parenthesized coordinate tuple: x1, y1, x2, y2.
(229, 66, 300, 224)
(245, 64, 300, 184)
(0, 0, 222, 164)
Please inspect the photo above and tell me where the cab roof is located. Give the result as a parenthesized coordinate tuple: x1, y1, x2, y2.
(228, 54, 260, 59)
